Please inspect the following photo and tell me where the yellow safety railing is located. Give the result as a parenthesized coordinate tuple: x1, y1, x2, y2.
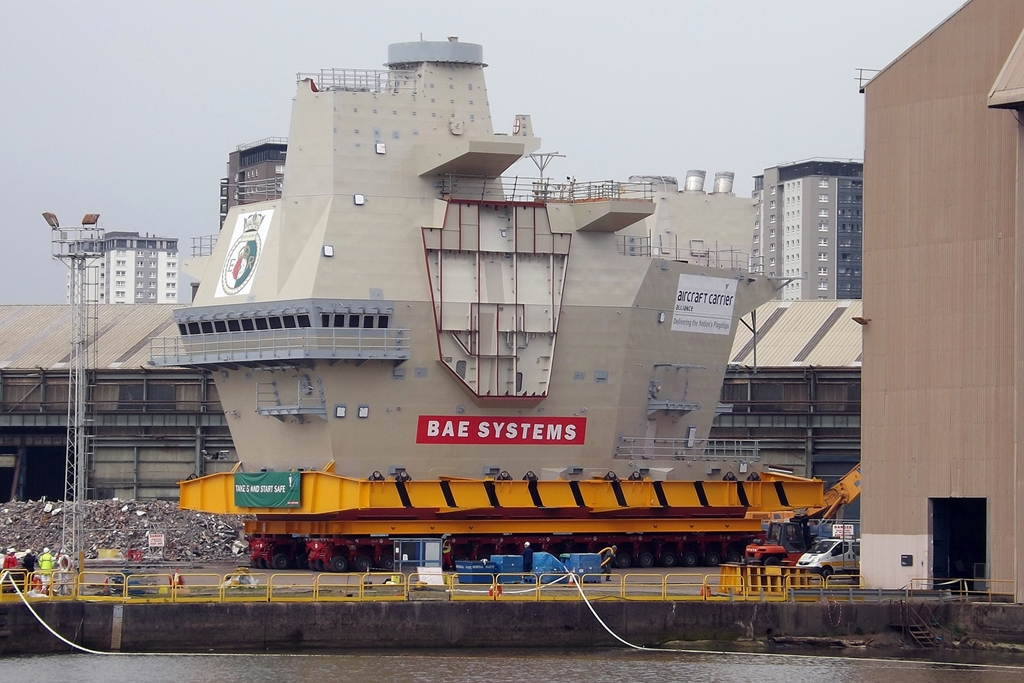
(314, 572, 365, 601)
(906, 577, 1015, 603)
(9, 568, 1014, 605)
(169, 573, 222, 603)
(665, 573, 710, 601)
(220, 570, 269, 602)
(269, 573, 316, 602)
(621, 573, 666, 601)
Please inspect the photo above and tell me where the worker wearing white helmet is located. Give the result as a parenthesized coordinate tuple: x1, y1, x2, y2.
(522, 541, 534, 573)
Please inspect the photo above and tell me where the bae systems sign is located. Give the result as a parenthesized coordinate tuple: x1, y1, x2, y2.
(671, 274, 737, 335)
(416, 415, 587, 445)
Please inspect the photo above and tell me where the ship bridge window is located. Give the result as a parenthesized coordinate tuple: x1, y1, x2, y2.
(321, 314, 331, 327)
(269, 317, 283, 330)
(362, 315, 374, 329)
(187, 322, 200, 335)
(214, 321, 227, 333)
(255, 318, 269, 331)
(241, 318, 255, 331)
(297, 314, 310, 328)
(377, 315, 389, 328)
(283, 315, 296, 329)
(349, 314, 360, 328)
(177, 323, 187, 336)
(200, 322, 213, 334)
(228, 319, 241, 332)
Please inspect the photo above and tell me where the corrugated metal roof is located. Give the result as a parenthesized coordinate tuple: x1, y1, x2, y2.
(989, 26, 1024, 108)
(728, 300, 863, 368)
(0, 305, 179, 370)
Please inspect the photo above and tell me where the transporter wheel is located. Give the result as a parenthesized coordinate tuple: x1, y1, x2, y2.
(379, 556, 395, 571)
(637, 551, 655, 569)
(353, 555, 373, 573)
(726, 550, 743, 564)
(659, 551, 677, 568)
(329, 555, 349, 573)
(613, 552, 632, 569)
(763, 557, 782, 567)
(271, 553, 291, 571)
(704, 551, 721, 568)
(682, 551, 699, 568)
(258, 558, 268, 569)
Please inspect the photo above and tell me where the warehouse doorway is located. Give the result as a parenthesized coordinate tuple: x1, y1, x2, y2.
(931, 497, 986, 589)
(22, 446, 66, 501)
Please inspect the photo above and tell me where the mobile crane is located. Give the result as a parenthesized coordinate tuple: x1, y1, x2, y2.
(744, 465, 861, 566)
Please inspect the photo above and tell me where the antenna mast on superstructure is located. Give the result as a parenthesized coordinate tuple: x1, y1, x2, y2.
(43, 211, 103, 564)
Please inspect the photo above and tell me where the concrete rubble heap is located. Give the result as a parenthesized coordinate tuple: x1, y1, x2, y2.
(0, 498, 251, 562)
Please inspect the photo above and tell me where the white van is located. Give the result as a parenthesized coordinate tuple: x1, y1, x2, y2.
(796, 538, 860, 578)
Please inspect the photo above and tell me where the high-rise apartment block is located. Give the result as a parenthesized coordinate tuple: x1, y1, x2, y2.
(69, 231, 179, 304)
(752, 159, 863, 300)
(219, 138, 287, 228)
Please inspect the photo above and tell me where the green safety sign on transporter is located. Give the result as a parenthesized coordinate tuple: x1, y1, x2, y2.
(234, 472, 301, 508)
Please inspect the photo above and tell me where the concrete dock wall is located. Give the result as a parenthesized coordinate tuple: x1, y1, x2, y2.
(0, 600, 939, 654)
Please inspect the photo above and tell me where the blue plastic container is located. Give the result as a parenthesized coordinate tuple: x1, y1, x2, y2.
(564, 553, 602, 583)
(530, 551, 571, 584)
(489, 554, 524, 583)
(454, 560, 496, 584)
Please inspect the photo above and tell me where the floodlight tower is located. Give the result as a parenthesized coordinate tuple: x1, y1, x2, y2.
(43, 212, 104, 561)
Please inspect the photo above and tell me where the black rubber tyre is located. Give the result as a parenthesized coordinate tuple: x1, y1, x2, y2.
(249, 557, 259, 568)
(820, 566, 833, 579)
(613, 552, 632, 569)
(682, 551, 699, 567)
(329, 555, 349, 573)
(637, 551, 655, 569)
(763, 556, 782, 566)
(659, 551, 677, 568)
(704, 550, 721, 567)
(379, 556, 395, 571)
(726, 550, 743, 564)
(271, 553, 290, 570)
(353, 555, 374, 573)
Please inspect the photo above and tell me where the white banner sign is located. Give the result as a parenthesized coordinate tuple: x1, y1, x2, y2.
(215, 208, 274, 298)
(671, 274, 737, 335)
(832, 523, 855, 539)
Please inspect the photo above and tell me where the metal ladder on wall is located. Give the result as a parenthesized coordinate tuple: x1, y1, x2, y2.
(898, 601, 939, 648)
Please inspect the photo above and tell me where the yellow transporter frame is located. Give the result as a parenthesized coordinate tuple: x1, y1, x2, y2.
(180, 463, 824, 537)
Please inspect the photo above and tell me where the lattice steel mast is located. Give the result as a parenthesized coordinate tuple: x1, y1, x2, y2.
(43, 212, 103, 560)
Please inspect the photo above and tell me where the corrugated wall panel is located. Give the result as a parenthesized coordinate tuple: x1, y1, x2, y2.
(863, 0, 1024, 593)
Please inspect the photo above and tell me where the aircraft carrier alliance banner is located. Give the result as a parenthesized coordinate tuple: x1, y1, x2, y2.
(416, 415, 587, 445)
(671, 274, 737, 335)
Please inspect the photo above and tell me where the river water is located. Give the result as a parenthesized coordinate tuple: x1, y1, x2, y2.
(2, 649, 1022, 682)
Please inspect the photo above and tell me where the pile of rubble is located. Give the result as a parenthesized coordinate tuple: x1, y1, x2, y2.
(0, 498, 252, 563)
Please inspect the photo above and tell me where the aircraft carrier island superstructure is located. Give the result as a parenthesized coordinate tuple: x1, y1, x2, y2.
(152, 38, 775, 481)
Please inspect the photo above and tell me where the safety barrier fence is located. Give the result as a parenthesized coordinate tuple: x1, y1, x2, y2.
(1, 569, 1015, 605)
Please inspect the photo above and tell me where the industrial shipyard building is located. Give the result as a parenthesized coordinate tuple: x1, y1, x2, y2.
(861, 0, 1024, 602)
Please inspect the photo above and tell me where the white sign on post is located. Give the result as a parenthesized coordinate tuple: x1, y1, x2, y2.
(671, 274, 737, 335)
(832, 524, 855, 539)
(147, 532, 166, 548)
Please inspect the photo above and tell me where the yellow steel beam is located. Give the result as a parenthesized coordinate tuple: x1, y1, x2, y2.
(181, 471, 824, 516)
(245, 516, 767, 536)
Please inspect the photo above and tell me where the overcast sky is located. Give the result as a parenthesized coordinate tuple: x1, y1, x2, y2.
(0, 0, 966, 304)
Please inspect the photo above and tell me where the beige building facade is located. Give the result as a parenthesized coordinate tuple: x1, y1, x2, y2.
(861, 0, 1024, 601)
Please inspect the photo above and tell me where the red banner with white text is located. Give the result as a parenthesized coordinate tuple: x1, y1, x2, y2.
(416, 415, 587, 445)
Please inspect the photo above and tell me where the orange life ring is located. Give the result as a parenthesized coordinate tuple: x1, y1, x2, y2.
(169, 571, 184, 587)
(488, 584, 503, 598)
(700, 583, 711, 599)
(31, 574, 42, 592)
